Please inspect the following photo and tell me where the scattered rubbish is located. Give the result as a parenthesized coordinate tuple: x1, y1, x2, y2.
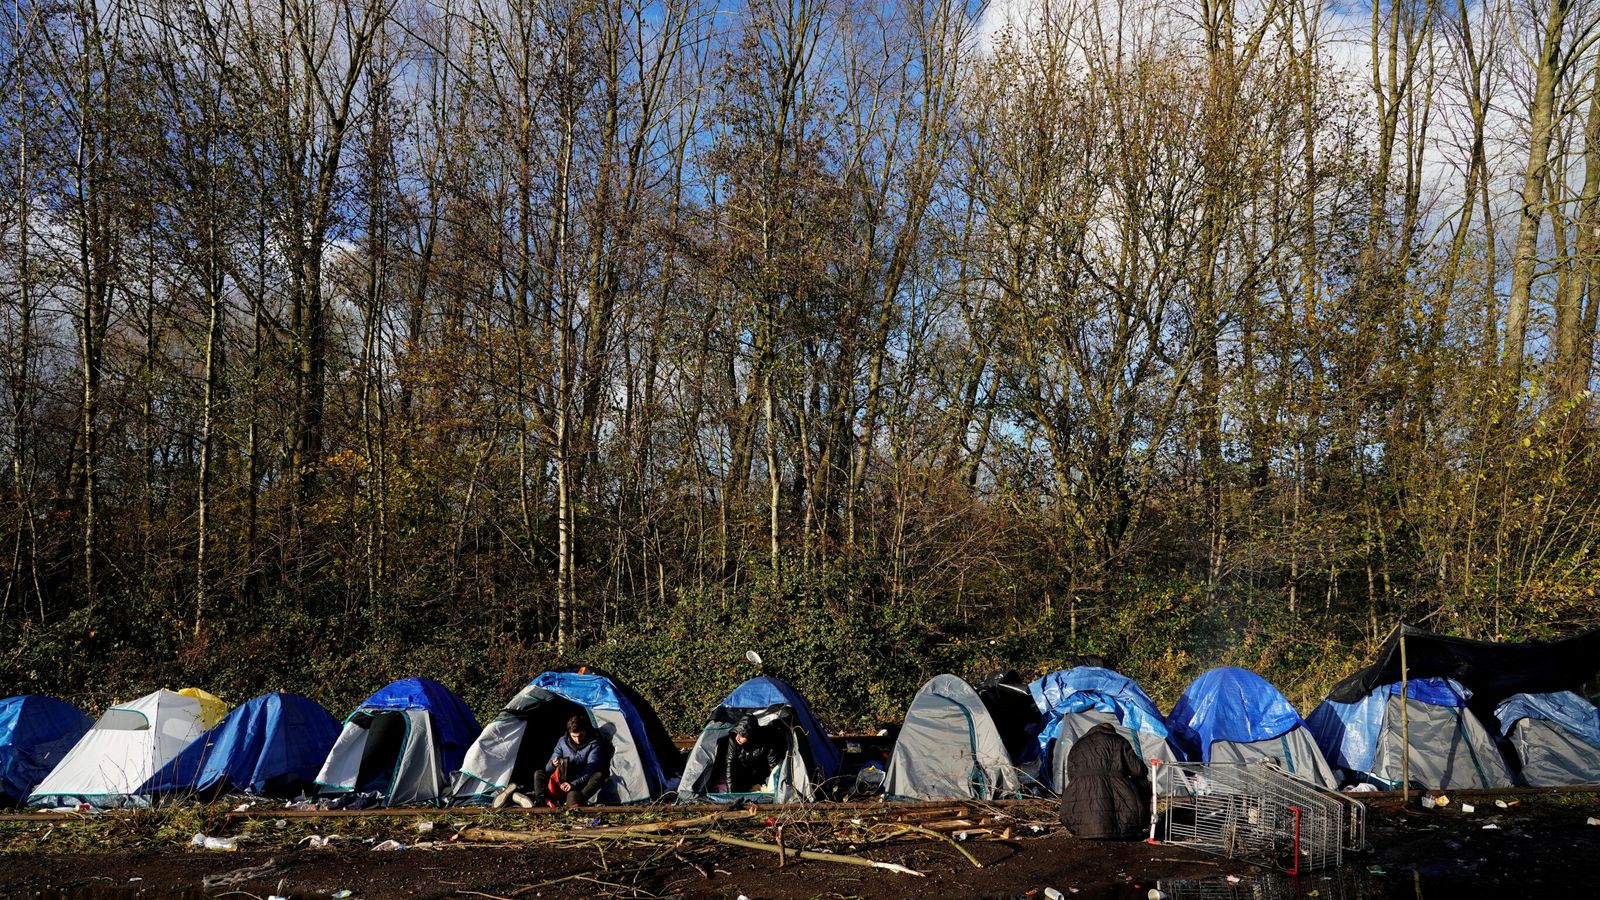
(233, 802, 253, 812)
(301, 834, 350, 849)
(1367, 865, 1386, 875)
(1587, 817, 1600, 826)
(1422, 793, 1450, 809)
(127, 878, 142, 882)
(415, 821, 436, 833)
(332, 892, 353, 900)
(1147, 890, 1168, 900)
(189, 833, 237, 851)
(1044, 889, 1066, 900)
(372, 839, 405, 851)
(1483, 823, 1500, 830)
(1226, 874, 1242, 883)
(273, 819, 287, 828)
(268, 895, 288, 900)
(1496, 800, 1510, 809)
(955, 831, 969, 841)
(737, 895, 751, 900)
(1460, 803, 1475, 813)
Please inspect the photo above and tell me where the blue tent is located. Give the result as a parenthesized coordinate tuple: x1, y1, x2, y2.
(1166, 667, 1306, 762)
(0, 696, 92, 806)
(1165, 667, 1338, 787)
(1495, 691, 1600, 786)
(1029, 667, 1174, 789)
(1306, 676, 1512, 789)
(1308, 677, 1467, 775)
(314, 677, 481, 806)
(531, 671, 676, 785)
(138, 693, 340, 797)
(677, 675, 840, 802)
(1496, 691, 1600, 749)
(451, 669, 680, 804)
(355, 678, 480, 775)
(721, 676, 841, 777)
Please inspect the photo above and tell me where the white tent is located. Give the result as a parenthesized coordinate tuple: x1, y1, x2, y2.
(28, 689, 216, 808)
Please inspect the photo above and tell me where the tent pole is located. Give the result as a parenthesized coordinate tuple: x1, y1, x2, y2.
(1400, 632, 1410, 805)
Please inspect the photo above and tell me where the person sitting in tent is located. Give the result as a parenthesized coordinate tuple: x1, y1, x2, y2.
(1058, 722, 1150, 840)
(725, 716, 784, 793)
(533, 717, 613, 808)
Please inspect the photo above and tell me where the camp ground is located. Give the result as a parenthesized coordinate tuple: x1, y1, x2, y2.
(1307, 676, 1514, 790)
(138, 692, 342, 799)
(882, 674, 1021, 800)
(1495, 691, 1600, 786)
(677, 675, 841, 803)
(0, 696, 92, 807)
(1165, 667, 1339, 788)
(1030, 666, 1176, 792)
(450, 667, 681, 805)
(314, 678, 479, 808)
(27, 689, 229, 809)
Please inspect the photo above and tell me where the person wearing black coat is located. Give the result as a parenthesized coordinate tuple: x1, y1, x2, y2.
(725, 716, 785, 792)
(1058, 722, 1151, 840)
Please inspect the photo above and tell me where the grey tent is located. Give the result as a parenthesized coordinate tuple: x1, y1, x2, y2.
(449, 670, 680, 805)
(1495, 692, 1600, 787)
(1308, 677, 1513, 790)
(883, 675, 1021, 801)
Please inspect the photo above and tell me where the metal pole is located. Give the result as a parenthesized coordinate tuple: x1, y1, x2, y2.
(1400, 633, 1411, 805)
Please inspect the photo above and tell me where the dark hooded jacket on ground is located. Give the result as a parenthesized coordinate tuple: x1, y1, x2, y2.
(1058, 722, 1150, 840)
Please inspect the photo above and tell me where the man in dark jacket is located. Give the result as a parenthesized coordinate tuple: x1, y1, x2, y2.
(533, 716, 614, 807)
(725, 716, 785, 792)
(1058, 722, 1150, 840)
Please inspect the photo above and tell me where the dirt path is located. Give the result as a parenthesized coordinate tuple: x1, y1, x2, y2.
(1, 793, 1596, 899)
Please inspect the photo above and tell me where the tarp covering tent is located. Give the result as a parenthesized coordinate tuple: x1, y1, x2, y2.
(678, 676, 840, 803)
(1030, 667, 1175, 791)
(1326, 624, 1600, 706)
(27, 689, 227, 808)
(0, 696, 92, 807)
(1166, 667, 1337, 788)
(451, 668, 681, 804)
(315, 678, 479, 807)
(883, 674, 1021, 800)
(1495, 691, 1600, 786)
(1307, 677, 1513, 790)
(139, 693, 340, 798)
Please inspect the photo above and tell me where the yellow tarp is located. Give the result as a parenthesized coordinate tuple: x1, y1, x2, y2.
(178, 687, 230, 729)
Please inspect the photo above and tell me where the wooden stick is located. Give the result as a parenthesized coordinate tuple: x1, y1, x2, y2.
(897, 824, 984, 868)
(699, 833, 923, 876)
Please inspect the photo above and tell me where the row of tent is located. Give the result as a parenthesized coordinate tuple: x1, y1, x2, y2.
(3, 626, 1599, 808)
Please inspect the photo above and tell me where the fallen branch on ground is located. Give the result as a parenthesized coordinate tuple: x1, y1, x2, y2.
(700, 832, 924, 876)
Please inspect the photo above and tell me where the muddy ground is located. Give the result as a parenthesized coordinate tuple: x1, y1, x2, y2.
(1, 793, 1596, 899)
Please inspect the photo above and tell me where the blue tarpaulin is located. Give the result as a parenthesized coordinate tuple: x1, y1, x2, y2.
(1165, 668, 1306, 763)
(531, 671, 673, 789)
(139, 693, 340, 796)
(1030, 666, 1170, 789)
(719, 676, 841, 779)
(356, 678, 480, 774)
(0, 696, 92, 805)
(1495, 691, 1600, 749)
(1307, 677, 1468, 774)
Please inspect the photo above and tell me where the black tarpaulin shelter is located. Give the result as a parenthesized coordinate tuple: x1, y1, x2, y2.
(1326, 624, 1600, 706)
